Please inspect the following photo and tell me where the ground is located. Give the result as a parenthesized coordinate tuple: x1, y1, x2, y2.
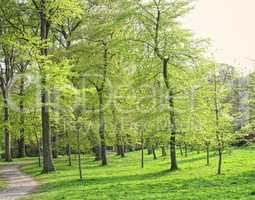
(4, 146, 252, 200)
(0, 162, 38, 200)
(0, 177, 6, 191)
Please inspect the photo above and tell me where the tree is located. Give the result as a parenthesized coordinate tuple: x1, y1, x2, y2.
(29, 0, 82, 173)
(133, 0, 204, 170)
(0, 20, 17, 161)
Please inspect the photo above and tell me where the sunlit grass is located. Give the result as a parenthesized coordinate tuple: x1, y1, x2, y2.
(15, 146, 255, 199)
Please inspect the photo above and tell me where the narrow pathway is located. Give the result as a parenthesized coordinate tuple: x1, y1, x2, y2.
(0, 164, 38, 200)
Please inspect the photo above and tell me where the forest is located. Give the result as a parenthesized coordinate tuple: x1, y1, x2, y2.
(0, 0, 254, 199)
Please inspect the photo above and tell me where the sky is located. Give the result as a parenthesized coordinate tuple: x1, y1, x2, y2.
(182, 0, 255, 75)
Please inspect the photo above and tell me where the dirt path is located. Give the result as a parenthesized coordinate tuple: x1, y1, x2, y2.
(0, 164, 38, 200)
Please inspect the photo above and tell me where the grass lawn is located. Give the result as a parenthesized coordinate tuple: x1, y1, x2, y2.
(19, 146, 255, 200)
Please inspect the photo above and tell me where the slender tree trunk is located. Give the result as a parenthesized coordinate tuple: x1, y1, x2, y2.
(18, 77, 26, 157)
(217, 147, 222, 175)
(152, 147, 157, 160)
(116, 130, 125, 158)
(50, 90, 58, 159)
(120, 145, 125, 158)
(163, 58, 178, 171)
(36, 135, 42, 167)
(117, 144, 125, 157)
(112, 102, 124, 158)
(94, 145, 101, 161)
(52, 131, 58, 159)
(184, 143, 188, 157)
(98, 91, 107, 165)
(147, 148, 152, 155)
(197, 145, 200, 154)
(213, 67, 222, 175)
(64, 122, 72, 166)
(38, 143, 42, 167)
(3, 92, 11, 162)
(141, 131, 144, 168)
(169, 96, 177, 170)
(77, 126, 82, 180)
(179, 145, 183, 156)
(206, 144, 210, 166)
(40, 0, 55, 173)
(67, 143, 72, 166)
(161, 145, 167, 157)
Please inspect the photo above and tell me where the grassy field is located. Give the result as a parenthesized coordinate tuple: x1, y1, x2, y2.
(17, 146, 255, 200)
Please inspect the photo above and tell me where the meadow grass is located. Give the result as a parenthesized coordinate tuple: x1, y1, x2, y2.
(12, 146, 255, 199)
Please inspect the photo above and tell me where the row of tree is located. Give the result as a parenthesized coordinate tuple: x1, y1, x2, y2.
(0, 0, 249, 178)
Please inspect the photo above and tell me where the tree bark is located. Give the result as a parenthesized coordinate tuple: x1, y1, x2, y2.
(18, 77, 26, 157)
(41, 76, 55, 172)
(197, 145, 200, 154)
(77, 126, 82, 180)
(67, 143, 72, 166)
(40, 0, 55, 173)
(213, 67, 222, 175)
(98, 90, 107, 165)
(112, 102, 125, 158)
(161, 145, 167, 157)
(184, 143, 188, 157)
(141, 131, 144, 168)
(179, 144, 183, 156)
(217, 148, 222, 175)
(64, 122, 72, 166)
(152, 147, 157, 160)
(163, 58, 178, 171)
(3, 91, 11, 162)
(52, 130, 58, 159)
(35, 135, 42, 167)
(94, 145, 101, 161)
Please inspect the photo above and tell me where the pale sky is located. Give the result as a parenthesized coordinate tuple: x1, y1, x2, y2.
(182, 0, 255, 76)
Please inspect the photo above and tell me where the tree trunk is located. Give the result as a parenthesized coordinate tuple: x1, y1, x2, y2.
(66, 143, 72, 166)
(163, 58, 178, 171)
(184, 143, 188, 157)
(141, 131, 144, 168)
(179, 144, 183, 156)
(41, 77, 55, 172)
(197, 145, 200, 154)
(64, 123, 72, 166)
(40, 0, 55, 173)
(94, 145, 101, 161)
(217, 147, 222, 175)
(18, 77, 26, 158)
(112, 102, 124, 158)
(77, 126, 82, 180)
(3, 92, 11, 162)
(117, 144, 125, 157)
(52, 131, 58, 159)
(161, 145, 167, 157)
(147, 148, 152, 155)
(152, 147, 157, 160)
(37, 137, 42, 167)
(98, 91, 107, 165)
(206, 144, 210, 166)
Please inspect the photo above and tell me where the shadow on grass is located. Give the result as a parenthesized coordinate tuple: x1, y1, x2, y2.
(31, 170, 255, 199)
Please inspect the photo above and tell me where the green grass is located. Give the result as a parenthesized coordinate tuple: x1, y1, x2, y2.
(17, 147, 255, 199)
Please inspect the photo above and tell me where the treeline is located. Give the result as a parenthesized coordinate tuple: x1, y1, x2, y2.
(0, 0, 250, 178)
